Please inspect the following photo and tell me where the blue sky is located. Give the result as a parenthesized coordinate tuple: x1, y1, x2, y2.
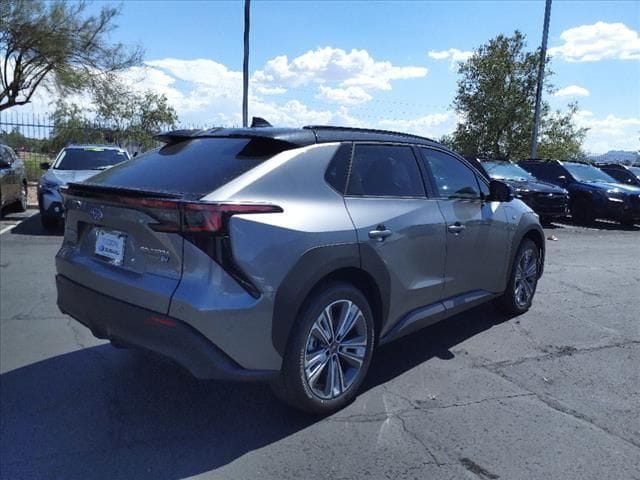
(18, 1, 640, 153)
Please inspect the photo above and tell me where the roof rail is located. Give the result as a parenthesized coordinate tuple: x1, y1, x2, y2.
(303, 125, 437, 143)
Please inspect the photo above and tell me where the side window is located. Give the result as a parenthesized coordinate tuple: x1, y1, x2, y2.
(325, 143, 352, 194)
(347, 144, 425, 197)
(421, 148, 481, 200)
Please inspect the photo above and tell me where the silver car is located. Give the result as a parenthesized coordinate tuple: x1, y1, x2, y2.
(0, 143, 28, 215)
(38, 145, 129, 228)
(55, 124, 545, 413)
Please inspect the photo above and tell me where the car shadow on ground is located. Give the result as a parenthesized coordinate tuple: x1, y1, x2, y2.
(8, 211, 63, 236)
(0, 303, 510, 479)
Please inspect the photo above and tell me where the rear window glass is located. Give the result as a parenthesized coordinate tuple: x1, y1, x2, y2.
(55, 148, 128, 170)
(84, 138, 286, 197)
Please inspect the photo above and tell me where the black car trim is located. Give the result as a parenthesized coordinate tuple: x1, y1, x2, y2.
(56, 274, 277, 381)
(271, 242, 390, 356)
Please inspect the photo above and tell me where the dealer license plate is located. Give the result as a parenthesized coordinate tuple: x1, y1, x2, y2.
(95, 229, 126, 265)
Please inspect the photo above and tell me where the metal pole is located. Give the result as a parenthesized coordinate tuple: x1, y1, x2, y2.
(530, 0, 552, 159)
(242, 0, 250, 128)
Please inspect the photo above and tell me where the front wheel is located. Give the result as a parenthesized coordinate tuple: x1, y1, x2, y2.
(497, 239, 540, 315)
(272, 282, 375, 414)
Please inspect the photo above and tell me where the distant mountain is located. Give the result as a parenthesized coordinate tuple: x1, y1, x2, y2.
(588, 150, 639, 164)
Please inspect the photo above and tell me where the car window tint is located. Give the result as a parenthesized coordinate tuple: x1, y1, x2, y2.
(325, 143, 352, 194)
(421, 148, 480, 199)
(85, 137, 290, 197)
(347, 144, 425, 197)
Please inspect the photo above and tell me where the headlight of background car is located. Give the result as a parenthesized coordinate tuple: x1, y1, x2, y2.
(514, 188, 530, 199)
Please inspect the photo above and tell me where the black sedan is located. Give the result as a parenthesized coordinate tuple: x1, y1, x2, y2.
(482, 160, 569, 222)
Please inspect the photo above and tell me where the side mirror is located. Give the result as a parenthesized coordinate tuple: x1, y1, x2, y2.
(40, 161, 51, 170)
(557, 175, 568, 185)
(0, 160, 10, 169)
(487, 180, 513, 202)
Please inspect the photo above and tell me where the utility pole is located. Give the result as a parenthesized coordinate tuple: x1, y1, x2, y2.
(530, 0, 552, 159)
(242, 0, 250, 128)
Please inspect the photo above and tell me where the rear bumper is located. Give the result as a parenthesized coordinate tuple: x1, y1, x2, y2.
(56, 274, 278, 382)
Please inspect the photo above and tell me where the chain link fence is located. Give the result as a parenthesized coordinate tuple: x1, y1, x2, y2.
(0, 111, 174, 181)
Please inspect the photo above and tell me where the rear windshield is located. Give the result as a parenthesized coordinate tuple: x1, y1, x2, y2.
(84, 137, 287, 197)
(55, 148, 129, 170)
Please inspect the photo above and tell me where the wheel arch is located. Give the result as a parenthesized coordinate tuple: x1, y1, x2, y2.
(271, 244, 388, 356)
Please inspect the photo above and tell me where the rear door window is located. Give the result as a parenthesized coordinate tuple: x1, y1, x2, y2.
(420, 148, 482, 200)
(347, 144, 425, 197)
(84, 137, 291, 198)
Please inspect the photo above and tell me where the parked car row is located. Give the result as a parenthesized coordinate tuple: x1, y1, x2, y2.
(467, 157, 640, 226)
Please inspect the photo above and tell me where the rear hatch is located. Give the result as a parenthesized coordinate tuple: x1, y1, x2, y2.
(56, 136, 292, 315)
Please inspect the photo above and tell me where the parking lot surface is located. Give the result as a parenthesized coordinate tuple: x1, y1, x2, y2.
(1, 210, 639, 480)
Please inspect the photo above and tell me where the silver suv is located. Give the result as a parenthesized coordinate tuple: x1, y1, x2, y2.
(55, 124, 545, 413)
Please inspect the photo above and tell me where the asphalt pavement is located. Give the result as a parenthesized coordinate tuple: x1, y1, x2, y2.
(1, 210, 639, 480)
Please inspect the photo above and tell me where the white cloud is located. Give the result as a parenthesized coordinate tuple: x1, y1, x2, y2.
(548, 22, 640, 62)
(316, 86, 372, 105)
(377, 111, 457, 139)
(554, 85, 590, 97)
(428, 48, 473, 69)
(253, 47, 427, 98)
(575, 110, 640, 154)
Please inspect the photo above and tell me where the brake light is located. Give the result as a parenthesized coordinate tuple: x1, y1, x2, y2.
(114, 197, 282, 234)
(116, 197, 282, 298)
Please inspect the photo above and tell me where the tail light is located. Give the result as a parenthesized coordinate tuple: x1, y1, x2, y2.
(117, 197, 282, 297)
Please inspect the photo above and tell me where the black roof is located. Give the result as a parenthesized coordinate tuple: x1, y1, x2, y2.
(156, 124, 442, 148)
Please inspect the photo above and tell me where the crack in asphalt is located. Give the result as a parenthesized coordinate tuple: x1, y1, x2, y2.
(486, 367, 640, 451)
(481, 340, 640, 370)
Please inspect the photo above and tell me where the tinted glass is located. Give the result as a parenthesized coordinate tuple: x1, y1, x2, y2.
(421, 148, 480, 199)
(484, 162, 535, 181)
(347, 145, 425, 197)
(564, 163, 617, 183)
(86, 138, 282, 197)
(55, 148, 129, 170)
(325, 143, 352, 194)
(521, 162, 564, 182)
(628, 166, 640, 178)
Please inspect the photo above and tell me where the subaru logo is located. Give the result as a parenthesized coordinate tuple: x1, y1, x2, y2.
(89, 207, 104, 221)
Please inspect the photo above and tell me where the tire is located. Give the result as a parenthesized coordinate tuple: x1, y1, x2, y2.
(271, 282, 375, 414)
(497, 238, 540, 316)
(570, 197, 594, 225)
(16, 182, 28, 212)
(40, 211, 58, 229)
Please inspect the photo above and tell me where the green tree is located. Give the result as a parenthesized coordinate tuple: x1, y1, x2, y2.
(449, 31, 587, 160)
(50, 83, 178, 154)
(0, 0, 142, 112)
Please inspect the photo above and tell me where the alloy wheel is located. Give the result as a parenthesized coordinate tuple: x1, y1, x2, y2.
(303, 299, 368, 400)
(514, 248, 537, 308)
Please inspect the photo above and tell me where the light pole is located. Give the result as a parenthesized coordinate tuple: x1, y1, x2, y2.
(242, 0, 250, 128)
(530, 0, 552, 159)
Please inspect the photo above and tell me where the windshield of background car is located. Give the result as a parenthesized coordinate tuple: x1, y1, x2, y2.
(564, 163, 618, 183)
(55, 148, 129, 170)
(484, 162, 535, 181)
(84, 137, 290, 197)
(628, 166, 640, 179)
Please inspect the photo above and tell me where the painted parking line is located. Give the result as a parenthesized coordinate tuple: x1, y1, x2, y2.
(0, 210, 38, 235)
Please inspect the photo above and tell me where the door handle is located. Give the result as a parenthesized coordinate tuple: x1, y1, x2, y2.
(447, 222, 466, 234)
(368, 226, 392, 241)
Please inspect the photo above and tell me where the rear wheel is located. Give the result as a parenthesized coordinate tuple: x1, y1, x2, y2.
(272, 282, 375, 414)
(570, 197, 594, 225)
(15, 182, 28, 212)
(497, 239, 540, 315)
